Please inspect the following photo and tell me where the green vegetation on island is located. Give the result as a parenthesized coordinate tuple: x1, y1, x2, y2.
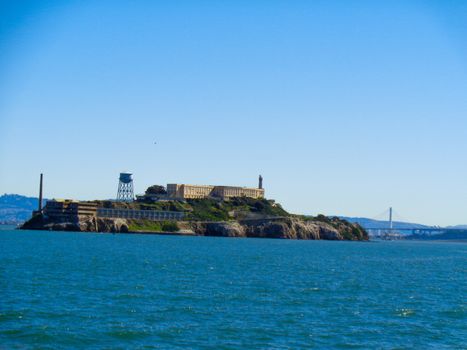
(303, 214, 368, 241)
(127, 220, 179, 233)
(97, 196, 289, 222)
(89, 195, 368, 240)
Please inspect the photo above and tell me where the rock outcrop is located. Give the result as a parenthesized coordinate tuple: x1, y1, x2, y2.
(192, 221, 246, 237)
(21, 214, 367, 241)
(189, 217, 367, 240)
(21, 214, 129, 233)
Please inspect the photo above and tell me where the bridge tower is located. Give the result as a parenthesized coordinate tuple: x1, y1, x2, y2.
(389, 207, 393, 231)
(116, 173, 134, 202)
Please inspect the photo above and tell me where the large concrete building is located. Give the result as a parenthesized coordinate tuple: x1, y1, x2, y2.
(44, 199, 98, 218)
(167, 176, 265, 200)
(166, 184, 214, 199)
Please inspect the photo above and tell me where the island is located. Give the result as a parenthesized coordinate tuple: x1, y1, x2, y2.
(21, 176, 368, 241)
(21, 197, 367, 240)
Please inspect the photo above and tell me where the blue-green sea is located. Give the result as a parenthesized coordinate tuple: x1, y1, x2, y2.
(1, 227, 466, 349)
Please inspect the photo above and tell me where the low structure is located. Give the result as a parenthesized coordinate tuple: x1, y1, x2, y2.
(97, 208, 184, 221)
(166, 175, 265, 200)
(43, 200, 183, 221)
(44, 200, 98, 218)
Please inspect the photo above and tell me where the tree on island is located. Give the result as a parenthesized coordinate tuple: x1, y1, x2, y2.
(145, 185, 167, 195)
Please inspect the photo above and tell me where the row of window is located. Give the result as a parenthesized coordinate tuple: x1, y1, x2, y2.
(97, 208, 184, 220)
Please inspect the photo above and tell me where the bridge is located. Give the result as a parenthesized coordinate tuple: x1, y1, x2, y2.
(364, 207, 463, 236)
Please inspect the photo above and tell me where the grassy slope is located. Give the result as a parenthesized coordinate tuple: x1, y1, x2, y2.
(94, 198, 366, 239)
(127, 220, 179, 232)
(187, 197, 289, 221)
(96, 197, 288, 221)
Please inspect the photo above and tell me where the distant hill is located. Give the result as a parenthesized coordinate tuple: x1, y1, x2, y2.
(339, 217, 467, 239)
(0, 194, 45, 224)
(447, 225, 467, 229)
(338, 216, 430, 231)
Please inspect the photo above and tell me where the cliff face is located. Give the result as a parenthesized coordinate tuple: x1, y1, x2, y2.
(21, 215, 129, 233)
(192, 217, 367, 241)
(21, 214, 367, 241)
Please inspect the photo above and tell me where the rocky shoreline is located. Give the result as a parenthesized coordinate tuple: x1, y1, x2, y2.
(21, 214, 368, 241)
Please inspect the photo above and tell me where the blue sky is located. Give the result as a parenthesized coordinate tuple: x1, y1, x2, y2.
(1, 1, 466, 226)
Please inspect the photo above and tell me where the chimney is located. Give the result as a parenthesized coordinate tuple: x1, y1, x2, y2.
(38, 173, 43, 212)
(258, 175, 263, 189)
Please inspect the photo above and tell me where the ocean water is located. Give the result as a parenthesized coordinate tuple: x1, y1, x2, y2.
(0, 228, 466, 349)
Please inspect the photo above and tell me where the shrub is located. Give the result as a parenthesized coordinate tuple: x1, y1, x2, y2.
(161, 221, 179, 232)
(145, 185, 167, 195)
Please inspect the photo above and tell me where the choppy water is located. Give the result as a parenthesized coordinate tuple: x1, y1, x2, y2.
(0, 228, 466, 349)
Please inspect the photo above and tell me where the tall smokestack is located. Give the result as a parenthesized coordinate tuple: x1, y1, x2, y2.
(258, 175, 263, 189)
(38, 173, 43, 212)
